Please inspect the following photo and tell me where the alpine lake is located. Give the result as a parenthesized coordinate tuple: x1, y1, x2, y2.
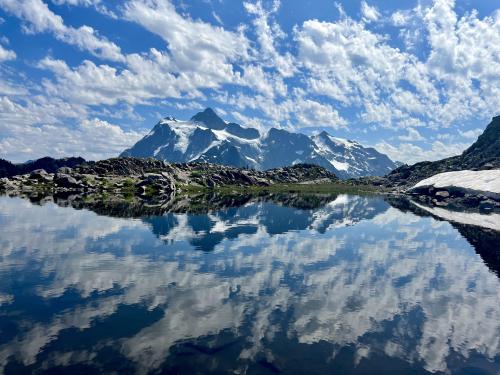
(0, 189, 498, 374)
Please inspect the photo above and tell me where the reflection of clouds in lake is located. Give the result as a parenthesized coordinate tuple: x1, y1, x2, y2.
(0, 196, 498, 374)
(290, 208, 499, 372)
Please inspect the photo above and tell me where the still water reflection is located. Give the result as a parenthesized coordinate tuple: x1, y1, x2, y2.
(0, 195, 498, 374)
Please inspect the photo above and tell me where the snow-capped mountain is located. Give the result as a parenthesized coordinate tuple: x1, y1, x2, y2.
(121, 108, 398, 178)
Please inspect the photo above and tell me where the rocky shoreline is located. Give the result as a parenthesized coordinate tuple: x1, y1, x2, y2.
(404, 185, 500, 213)
(1, 157, 498, 215)
(353, 173, 500, 214)
(0, 157, 341, 201)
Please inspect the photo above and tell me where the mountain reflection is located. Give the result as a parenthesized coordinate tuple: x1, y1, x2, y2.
(143, 194, 388, 251)
(0, 195, 498, 374)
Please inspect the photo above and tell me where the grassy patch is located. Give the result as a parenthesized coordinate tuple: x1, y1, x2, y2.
(189, 171, 204, 178)
(213, 182, 379, 195)
(121, 178, 138, 197)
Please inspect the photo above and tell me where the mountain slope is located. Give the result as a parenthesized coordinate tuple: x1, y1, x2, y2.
(0, 157, 86, 178)
(121, 108, 398, 178)
(312, 131, 395, 177)
(384, 115, 500, 186)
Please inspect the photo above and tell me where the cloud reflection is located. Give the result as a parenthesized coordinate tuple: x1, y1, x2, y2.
(0, 195, 498, 374)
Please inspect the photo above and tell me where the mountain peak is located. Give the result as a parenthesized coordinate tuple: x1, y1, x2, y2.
(317, 130, 330, 138)
(190, 107, 226, 130)
(162, 116, 177, 122)
(122, 108, 399, 178)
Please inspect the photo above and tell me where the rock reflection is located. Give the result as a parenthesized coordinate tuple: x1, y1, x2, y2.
(387, 195, 500, 276)
(0, 195, 498, 374)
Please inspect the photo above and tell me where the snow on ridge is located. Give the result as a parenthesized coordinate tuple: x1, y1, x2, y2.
(313, 135, 351, 171)
(158, 120, 201, 153)
(212, 129, 261, 145)
(171, 123, 197, 154)
(154, 144, 166, 157)
(154, 118, 262, 158)
(188, 140, 222, 162)
(413, 170, 500, 199)
(325, 133, 358, 149)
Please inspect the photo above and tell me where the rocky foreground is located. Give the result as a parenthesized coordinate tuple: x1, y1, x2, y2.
(1, 155, 499, 216)
(0, 157, 342, 202)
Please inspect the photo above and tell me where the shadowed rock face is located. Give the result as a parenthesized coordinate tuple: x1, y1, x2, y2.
(75, 157, 170, 176)
(0, 156, 85, 178)
(226, 123, 260, 139)
(462, 114, 500, 165)
(190, 107, 227, 130)
(383, 116, 500, 187)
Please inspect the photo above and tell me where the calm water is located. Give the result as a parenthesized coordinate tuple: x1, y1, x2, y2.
(0, 194, 498, 374)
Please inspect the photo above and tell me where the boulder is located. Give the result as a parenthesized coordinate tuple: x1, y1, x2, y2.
(435, 190, 450, 198)
(54, 174, 82, 189)
(136, 173, 176, 195)
(0, 178, 17, 191)
(57, 167, 73, 174)
(479, 200, 498, 211)
(29, 169, 53, 182)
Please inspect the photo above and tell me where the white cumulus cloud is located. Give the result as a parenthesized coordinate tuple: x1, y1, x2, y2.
(0, 0, 124, 61)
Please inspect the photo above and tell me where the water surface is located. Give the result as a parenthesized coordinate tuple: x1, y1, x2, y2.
(0, 194, 498, 374)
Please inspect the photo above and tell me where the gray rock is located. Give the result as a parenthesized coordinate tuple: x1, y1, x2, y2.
(21, 185, 34, 193)
(57, 167, 73, 174)
(29, 169, 53, 182)
(434, 200, 448, 207)
(135, 172, 176, 196)
(0, 178, 17, 191)
(55, 174, 81, 189)
(479, 200, 497, 211)
(435, 190, 450, 198)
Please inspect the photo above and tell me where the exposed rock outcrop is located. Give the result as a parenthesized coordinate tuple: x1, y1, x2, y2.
(0, 157, 85, 178)
(0, 157, 340, 202)
(381, 115, 500, 188)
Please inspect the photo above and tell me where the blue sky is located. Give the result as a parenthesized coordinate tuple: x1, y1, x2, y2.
(0, 0, 498, 163)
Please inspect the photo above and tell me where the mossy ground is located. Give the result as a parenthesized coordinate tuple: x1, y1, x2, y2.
(178, 182, 379, 196)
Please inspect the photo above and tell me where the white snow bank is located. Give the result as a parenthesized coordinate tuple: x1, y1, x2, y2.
(412, 170, 500, 199)
(330, 160, 350, 171)
(411, 201, 500, 231)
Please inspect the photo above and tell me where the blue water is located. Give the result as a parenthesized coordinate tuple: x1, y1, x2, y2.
(0, 195, 498, 374)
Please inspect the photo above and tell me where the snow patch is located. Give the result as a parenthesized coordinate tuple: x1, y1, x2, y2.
(245, 156, 257, 164)
(188, 140, 222, 162)
(170, 121, 199, 154)
(325, 134, 358, 149)
(330, 160, 349, 171)
(212, 129, 261, 145)
(413, 170, 500, 199)
(154, 144, 167, 156)
(156, 119, 203, 154)
(313, 135, 351, 171)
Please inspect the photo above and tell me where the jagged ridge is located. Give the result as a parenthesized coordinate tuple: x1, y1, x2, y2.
(0, 157, 86, 178)
(121, 108, 398, 179)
